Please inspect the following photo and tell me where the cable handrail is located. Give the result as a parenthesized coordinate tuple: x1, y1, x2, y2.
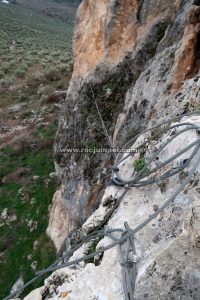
(4, 110, 200, 300)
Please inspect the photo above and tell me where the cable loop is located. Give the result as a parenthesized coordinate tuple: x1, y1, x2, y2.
(4, 110, 200, 300)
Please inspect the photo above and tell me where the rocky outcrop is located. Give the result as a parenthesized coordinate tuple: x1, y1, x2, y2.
(73, 0, 138, 77)
(26, 114, 200, 300)
(73, 0, 185, 78)
(24, 0, 200, 299)
(46, 190, 69, 251)
(10, 276, 24, 298)
(52, 0, 200, 250)
(172, 4, 200, 90)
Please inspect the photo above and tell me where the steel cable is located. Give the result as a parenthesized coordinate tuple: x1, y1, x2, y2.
(4, 111, 200, 300)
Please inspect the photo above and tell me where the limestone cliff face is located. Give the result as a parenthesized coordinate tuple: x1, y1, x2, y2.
(49, 0, 200, 250)
(73, 0, 185, 78)
(42, 1, 200, 299)
(23, 0, 200, 300)
(73, 0, 138, 77)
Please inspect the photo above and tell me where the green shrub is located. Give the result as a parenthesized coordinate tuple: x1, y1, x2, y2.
(9, 60, 16, 67)
(85, 235, 104, 264)
(30, 50, 38, 55)
(27, 60, 34, 67)
(0, 77, 14, 87)
(15, 57, 22, 63)
(46, 56, 53, 63)
(134, 157, 147, 173)
(52, 51, 60, 57)
(0, 78, 7, 87)
(32, 58, 39, 64)
(2, 63, 10, 73)
(20, 111, 32, 119)
(59, 56, 67, 63)
(58, 63, 67, 72)
(5, 55, 13, 62)
(33, 71, 44, 81)
(45, 68, 60, 81)
(41, 61, 47, 69)
(86, 142, 96, 157)
(21, 63, 28, 71)
(0, 71, 5, 79)
(55, 80, 65, 89)
(18, 93, 27, 102)
(40, 94, 48, 103)
(15, 68, 26, 78)
(18, 48, 25, 54)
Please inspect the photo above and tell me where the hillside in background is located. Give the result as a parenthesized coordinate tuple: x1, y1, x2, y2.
(15, 0, 81, 23)
(0, 2, 73, 298)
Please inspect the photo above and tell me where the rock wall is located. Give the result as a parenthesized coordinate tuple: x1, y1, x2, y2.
(29, 0, 200, 299)
(50, 0, 200, 251)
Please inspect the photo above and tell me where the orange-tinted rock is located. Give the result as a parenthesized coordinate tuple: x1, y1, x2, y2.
(73, 0, 138, 78)
(86, 184, 103, 211)
(46, 190, 69, 251)
(104, 0, 138, 61)
(72, 0, 182, 79)
(173, 6, 200, 90)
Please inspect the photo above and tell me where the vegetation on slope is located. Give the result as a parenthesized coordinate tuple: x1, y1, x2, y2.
(0, 2, 72, 111)
(0, 2, 73, 298)
(16, 0, 81, 22)
(0, 125, 57, 298)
